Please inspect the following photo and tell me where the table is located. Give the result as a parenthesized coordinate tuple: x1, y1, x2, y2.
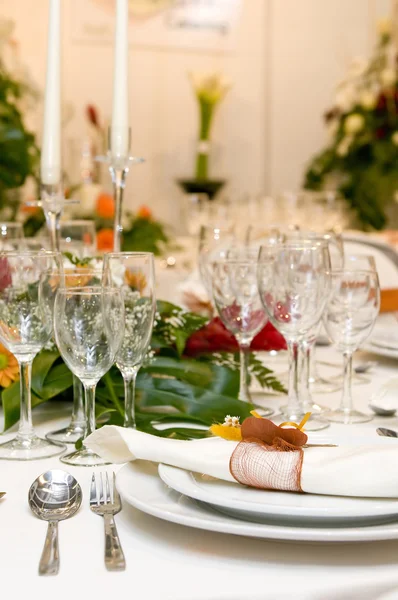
(1, 346, 398, 600)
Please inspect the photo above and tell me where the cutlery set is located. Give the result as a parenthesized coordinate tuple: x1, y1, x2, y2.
(28, 469, 125, 576)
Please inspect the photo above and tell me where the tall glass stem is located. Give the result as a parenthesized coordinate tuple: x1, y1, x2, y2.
(238, 344, 251, 403)
(340, 351, 353, 413)
(123, 367, 139, 429)
(44, 211, 61, 252)
(300, 341, 312, 407)
(110, 167, 127, 253)
(286, 341, 301, 418)
(17, 359, 34, 442)
(83, 384, 97, 440)
(70, 375, 86, 429)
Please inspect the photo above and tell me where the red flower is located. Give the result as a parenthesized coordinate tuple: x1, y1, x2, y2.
(184, 317, 286, 356)
(0, 258, 11, 292)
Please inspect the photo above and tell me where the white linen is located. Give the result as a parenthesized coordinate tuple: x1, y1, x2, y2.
(1, 346, 398, 599)
(85, 426, 398, 498)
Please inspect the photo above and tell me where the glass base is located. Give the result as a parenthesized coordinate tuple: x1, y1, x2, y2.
(280, 402, 328, 416)
(275, 410, 330, 432)
(60, 447, 110, 467)
(309, 376, 341, 394)
(325, 408, 374, 425)
(0, 435, 66, 461)
(46, 425, 84, 444)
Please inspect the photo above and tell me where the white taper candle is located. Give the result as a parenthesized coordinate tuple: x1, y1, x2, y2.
(111, 0, 130, 157)
(41, 0, 61, 185)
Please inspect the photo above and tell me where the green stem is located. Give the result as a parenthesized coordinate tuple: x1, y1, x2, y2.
(195, 99, 214, 180)
(103, 371, 124, 416)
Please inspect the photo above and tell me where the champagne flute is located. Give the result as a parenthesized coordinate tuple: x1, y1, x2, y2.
(0, 250, 65, 459)
(257, 241, 332, 430)
(211, 257, 273, 415)
(54, 285, 124, 466)
(324, 269, 380, 424)
(47, 220, 97, 444)
(103, 252, 156, 429)
(46, 269, 103, 444)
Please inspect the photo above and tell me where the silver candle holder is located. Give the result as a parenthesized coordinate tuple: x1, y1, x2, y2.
(96, 127, 144, 252)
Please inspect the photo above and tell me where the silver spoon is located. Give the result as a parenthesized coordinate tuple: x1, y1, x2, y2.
(376, 427, 398, 438)
(370, 405, 397, 417)
(28, 470, 82, 576)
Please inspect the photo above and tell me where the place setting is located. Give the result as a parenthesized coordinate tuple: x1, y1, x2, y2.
(3, 0, 398, 596)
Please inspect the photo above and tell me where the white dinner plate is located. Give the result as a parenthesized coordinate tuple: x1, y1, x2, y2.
(362, 342, 398, 360)
(158, 462, 398, 527)
(116, 461, 398, 543)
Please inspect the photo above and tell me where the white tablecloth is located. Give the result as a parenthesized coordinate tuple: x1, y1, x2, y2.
(1, 346, 398, 600)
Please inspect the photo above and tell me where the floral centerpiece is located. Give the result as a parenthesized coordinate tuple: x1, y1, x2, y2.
(178, 71, 231, 200)
(304, 17, 398, 230)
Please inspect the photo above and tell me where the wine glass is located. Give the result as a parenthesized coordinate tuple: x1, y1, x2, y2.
(198, 224, 235, 297)
(0, 223, 24, 250)
(211, 257, 273, 415)
(103, 252, 156, 429)
(59, 220, 96, 258)
(293, 232, 345, 400)
(46, 269, 103, 444)
(0, 250, 65, 460)
(54, 285, 124, 466)
(257, 241, 332, 430)
(323, 254, 377, 376)
(47, 220, 97, 444)
(323, 269, 380, 424)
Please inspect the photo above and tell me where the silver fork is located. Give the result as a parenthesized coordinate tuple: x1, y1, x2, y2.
(90, 472, 126, 571)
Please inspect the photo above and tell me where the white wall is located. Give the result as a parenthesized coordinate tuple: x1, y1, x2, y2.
(0, 0, 392, 224)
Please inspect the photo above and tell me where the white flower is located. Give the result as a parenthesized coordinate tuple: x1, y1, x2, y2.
(109, 262, 126, 287)
(336, 136, 353, 157)
(335, 87, 357, 112)
(223, 415, 240, 427)
(189, 71, 231, 105)
(380, 68, 396, 87)
(344, 114, 365, 134)
(392, 132, 398, 146)
(377, 17, 392, 37)
(359, 90, 378, 110)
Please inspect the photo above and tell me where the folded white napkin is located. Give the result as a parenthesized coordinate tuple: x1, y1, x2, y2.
(85, 426, 398, 498)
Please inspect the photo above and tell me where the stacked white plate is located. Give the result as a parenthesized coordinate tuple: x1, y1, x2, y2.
(116, 432, 398, 544)
(363, 314, 398, 359)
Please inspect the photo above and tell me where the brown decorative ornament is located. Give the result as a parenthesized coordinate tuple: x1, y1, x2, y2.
(240, 417, 308, 448)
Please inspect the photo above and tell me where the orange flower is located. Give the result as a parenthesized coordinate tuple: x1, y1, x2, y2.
(0, 344, 19, 388)
(137, 205, 152, 220)
(97, 228, 114, 252)
(96, 193, 115, 219)
(21, 199, 40, 215)
(125, 270, 147, 293)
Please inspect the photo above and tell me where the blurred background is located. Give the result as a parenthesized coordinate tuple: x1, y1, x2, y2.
(0, 0, 396, 243)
